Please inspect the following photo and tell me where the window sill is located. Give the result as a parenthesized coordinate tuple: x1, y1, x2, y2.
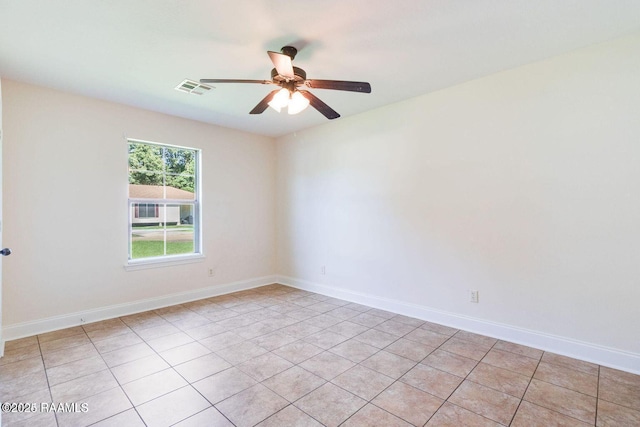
(124, 254, 205, 271)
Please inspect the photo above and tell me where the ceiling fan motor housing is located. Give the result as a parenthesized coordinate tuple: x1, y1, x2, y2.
(271, 66, 307, 85)
(281, 45, 298, 59)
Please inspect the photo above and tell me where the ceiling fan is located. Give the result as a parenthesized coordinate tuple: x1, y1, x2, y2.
(200, 46, 371, 119)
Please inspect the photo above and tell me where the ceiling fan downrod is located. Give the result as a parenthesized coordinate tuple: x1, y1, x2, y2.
(280, 46, 297, 60)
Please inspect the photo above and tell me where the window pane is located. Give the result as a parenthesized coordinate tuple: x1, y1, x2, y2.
(129, 143, 163, 186)
(165, 147, 196, 196)
(164, 147, 196, 177)
(164, 177, 195, 200)
(178, 204, 194, 225)
(130, 203, 195, 259)
(129, 175, 164, 193)
(130, 211, 164, 259)
(128, 143, 196, 200)
(168, 204, 194, 255)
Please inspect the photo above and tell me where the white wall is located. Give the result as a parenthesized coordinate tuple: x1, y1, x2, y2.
(2, 80, 276, 327)
(276, 33, 640, 364)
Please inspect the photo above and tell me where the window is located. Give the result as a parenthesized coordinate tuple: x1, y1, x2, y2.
(128, 140, 201, 262)
(134, 203, 159, 219)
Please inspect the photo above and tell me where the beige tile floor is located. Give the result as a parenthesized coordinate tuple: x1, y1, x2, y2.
(1, 284, 639, 426)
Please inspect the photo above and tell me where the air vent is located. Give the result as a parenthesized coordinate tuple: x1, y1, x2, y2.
(175, 79, 213, 95)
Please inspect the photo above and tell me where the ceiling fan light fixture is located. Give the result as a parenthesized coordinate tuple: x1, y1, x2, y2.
(288, 91, 310, 115)
(268, 88, 290, 112)
(203, 45, 369, 119)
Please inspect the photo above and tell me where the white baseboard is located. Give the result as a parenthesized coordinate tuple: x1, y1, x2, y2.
(1, 275, 278, 344)
(4, 273, 638, 375)
(277, 275, 640, 375)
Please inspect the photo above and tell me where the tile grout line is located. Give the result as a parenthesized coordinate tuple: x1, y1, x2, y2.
(519, 351, 599, 426)
(326, 323, 420, 426)
(335, 318, 510, 426)
(116, 315, 212, 426)
(369, 327, 504, 425)
(423, 333, 489, 426)
(48, 300, 410, 419)
(36, 333, 60, 427)
(15, 298, 434, 425)
(40, 326, 128, 426)
(362, 327, 426, 416)
(112, 297, 266, 425)
(303, 318, 409, 426)
(245, 307, 390, 425)
(82, 321, 147, 427)
(203, 304, 407, 425)
(335, 324, 470, 426)
(506, 344, 542, 426)
(156, 292, 345, 425)
(210, 288, 338, 425)
(85, 318, 196, 425)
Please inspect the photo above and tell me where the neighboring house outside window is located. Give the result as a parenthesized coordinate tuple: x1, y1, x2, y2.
(128, 140, 201, 262)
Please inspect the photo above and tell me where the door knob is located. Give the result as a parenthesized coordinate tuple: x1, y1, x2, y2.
(0, 248, 11, 256)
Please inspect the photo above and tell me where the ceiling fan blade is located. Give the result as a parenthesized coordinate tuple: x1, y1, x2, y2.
(305, 80, 371, 93)
(249, 89, 281, 115)
(200, 79, 272, 84)
(267, 51, 294, 79)
(298, 90, 340, 120)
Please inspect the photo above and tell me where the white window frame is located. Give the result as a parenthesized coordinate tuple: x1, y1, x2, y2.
(126, 138, 203, 270)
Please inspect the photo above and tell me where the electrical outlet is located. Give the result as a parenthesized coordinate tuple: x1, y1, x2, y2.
(320, 265, 326, 275)
(208, 268, 216, 277)
(469, 290, 479, 303)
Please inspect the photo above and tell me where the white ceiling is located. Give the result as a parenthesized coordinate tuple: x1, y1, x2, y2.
(1, 0, 640, 137)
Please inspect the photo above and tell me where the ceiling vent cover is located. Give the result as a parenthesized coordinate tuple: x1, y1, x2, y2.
(175, 79, 213, 95)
